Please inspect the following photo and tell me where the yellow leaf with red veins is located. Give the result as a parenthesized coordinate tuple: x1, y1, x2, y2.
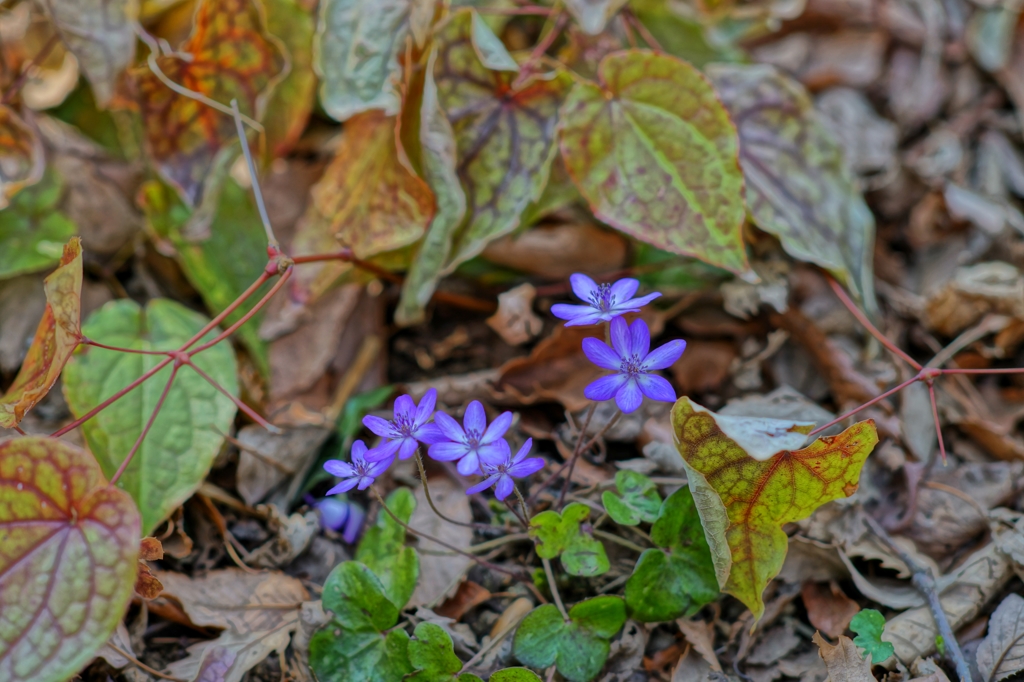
(291, 110, 436, 300)
(133, 0, 286, 205)
(0, 237, 83, 429)
(672, 397, 878, 621)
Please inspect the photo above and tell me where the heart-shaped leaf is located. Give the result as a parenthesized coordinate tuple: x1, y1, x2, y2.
(0, 436, 140, 682)
(408, 622, 483, 682)
(707, 64, 877, 312)
(849, 609, 894, 664)
(314, 0, 409, 121)
(355, 487, 419, 610)
(0, 168, 76, 280)
(513, 596, 626, 682)
(41, 0, 136, 106)
(434, 10, 572, 266)
(602, 470, 661, 526)
(63, 298, 238, 533)
(624, 486, 718, 622)
(530, 502, 609, 577)
(672, 397, 878, 620)
(0, 237, 82, 429)
(310, 561, 414, 682)
(132, 0, 286, 205)
(0, 105, 44, 209)
(492, 670, 543, 682)
(559, 50, 749, 275)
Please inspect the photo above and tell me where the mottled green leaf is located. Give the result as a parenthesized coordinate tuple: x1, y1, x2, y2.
(407, 622, 478, 682)
(263, 0, 318, 156)
(139, 176, 270, 375)
(310, 561, 414, 682)
(707, 64, 878, 313)
(513, 597, 627, 682)
(624, 487, 719, 622)
(564, 0, 629, 34)
(0, 168, 76, 280)
(41, 0, 136, 106)
(63, 299, 239, 533)
(530, 502, 609, 577)
(0, 437, 140, 682)
(355, 487, 419, 610)
(0, 105, 44, 209)
(559, 50, 749, 275)
(491, 669, 543, 682)
(470, 11, 518, 71)
(849, 609, 894, 664)
(315, 0, 409, 121)
(601, 470, 661, 526)
(630, 0, 743, 66)
(435, 10, 572, 266)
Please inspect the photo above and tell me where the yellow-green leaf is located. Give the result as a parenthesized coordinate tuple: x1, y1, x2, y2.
(559, 50, 749, 275)
(672, 397, 878, 620)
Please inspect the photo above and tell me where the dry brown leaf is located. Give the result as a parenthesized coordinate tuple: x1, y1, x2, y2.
(812, 632, 875, 682)
(235, 424, 331, 506)
(157, 568, 309, 682)
(677, 618, 722, 672)
(486, 283, 544, 346)
(94, 621, 134, 670)
(670, 339, 737, 395)
(481, 222, 627, 279)
(247, 506, 318, 569)
(408, 476, 473, 608)
(491, 597, 534, 638)
(976, 593, 1024, 682)
(436, 580, 492, 621)
(672, 646, 713, 682)
(801, 582, 861, 639)
(924, 263, 1024, 336)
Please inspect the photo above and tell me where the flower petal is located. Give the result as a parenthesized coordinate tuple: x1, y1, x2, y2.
(464, 400, 487, 435)
(610, 316, 631, 356)
(367, 456, 395, 477)
(393, 394, 415, 420)
(509, 456, 545, 478)
(563, 311, 607, 327)
(621, 291, 661, 310)
(317, 498, 350, 530)
(456, 453, 481, 476)
(362, 415, 392, 438)
(636, 373, 676, 403)
(413, 388, 437, 427)
(365, 438, 401, 461)
(414, 422, 446, 445)
(324, 460, 356, 477)
(349, 439, 368, 463)
(356, 476, 375, 490)
(615, 378, 644, 413)
(629, 318, 650, 358)
(643, 339, 687, 370)
(342, 505, 365, 544)
(609, 278, 639, 303)
(494, 475, 515, 500)
(482, 411, 513, 443)
(512, 437, 533, 464)
(582, 338, 621, 370)
(466, 475, 500, 496)
(478, 440, 509, 468)
(585, 373, 629, 401)
(570, 273, 599, 301)
(397, 438, 419, 460)
(433, 411, 467, 443)
(326, 478, 360, 495)
(428, 441, 470, 462)
(551, 303, 598, 322)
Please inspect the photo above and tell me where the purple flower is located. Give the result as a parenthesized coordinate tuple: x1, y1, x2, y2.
(324, 440, 393, 494)
(583, 317, 685, 414)
(309, 496, 366, 544)
(428, 401, 513, 475)
(363, 388, 445, 461)
(551, 274, 661, 327)
(466, 438, 544, 501)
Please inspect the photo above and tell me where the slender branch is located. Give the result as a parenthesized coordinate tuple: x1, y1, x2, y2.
(828, 276, 922, 370)
(185, 360, 280, 433)
(229, 98, 278, 251)
(110, 366, 179, 485)
(927, 382, 947, 463)
(105, 642, 187, 682)
(862, 514, 972, 682)
(189, 268, 292, 355)
(808, 374, 920, 436)
(542, 556, 569, 620)
(468, 532, 531, 553)
(559, 407, 620, 509)
(624, 10, 664, 52)
(514, 486, 530, 523)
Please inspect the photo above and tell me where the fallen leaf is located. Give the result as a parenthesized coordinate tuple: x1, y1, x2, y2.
(235, 424, 331, 506)
(435, 10, 571, 267)
(436, 580, 492, 621)
(673, 397, 878, 620)
(487, 283, 544, 346)
(815, 88, 898, 176)
(158, 568, 309, 682)
(0, 105, 44, 209)
(812, 632, 875, 682)
(749, 621, 802, 665)
(801, 581, 861, 639)
(676, 618, 722, 672)
(480, 222, 628, 280)
(975, 593, 1024, 682)
(0, 436, 140, 682)
(408, 476, 473, 608)
(0, 237, 82, 429)
(247, 505, 319, 569)
(94, 622, 135, 670)
(560, 50, 748, 275)
(132, 0, 286, 205)
(40, 0, 135, 106)
(924, 262, 1024, 336)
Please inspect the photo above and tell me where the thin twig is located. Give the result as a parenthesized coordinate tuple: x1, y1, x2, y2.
(559, 407, 621, 509)
(230, 98, 278, 251)
(542, 556, 569, 620)
(413, 452, 489, 530)
(828, 277, 921, 370)
(106, 642, 187, 682)
(468, 532, 531, 553)
(862, 513, 972, 682)
(592, 528, 646, 553)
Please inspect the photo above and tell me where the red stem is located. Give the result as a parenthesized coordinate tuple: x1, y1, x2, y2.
(83, 339, 169, 356)
(927, 382, 947, 463)
(184, 360, 279, 433)
(938, 367, 1024, 375)
(189, 269, 292, 356)
(179, 271, 271, 353)
(110, 366, 179, 485)
(827, 277, 922, 371)
(808, 374, 921, 436)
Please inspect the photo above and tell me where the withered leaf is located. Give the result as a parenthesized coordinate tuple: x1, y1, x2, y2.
(0, 105, 44, 209)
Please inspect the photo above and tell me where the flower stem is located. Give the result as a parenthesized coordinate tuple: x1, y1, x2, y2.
(514, 486, 530, 523)
(413, 452, 487, 530)
(558, 407, 620, 509)
(542, 556, 569, 621)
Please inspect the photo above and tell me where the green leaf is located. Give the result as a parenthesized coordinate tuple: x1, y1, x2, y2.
(706, 63, 878, 314)
(0, 168, 76, 280)
(63, 298, 239, 533)
(0, 436, 140, 682)
(624, 487, 719, 622)
(601, 470, 662, 525)
(355, 487, 419, 609)
(263, 0, 318, 156)
(311, 561, 413, 681)
(139, 176, 270, 375)
(435, 9, 572, 267)
(407, 622, 466, 682)
(470, 11, 518, 71)
(630, 0, 744, 67)
(491, 669, 543, 682)
(530, 502, 609, 576)
(559, 49, 749, 276)
(513, 597, 627, 682)
(314, 0, 408, 121)
(849, 609, 894, 664)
